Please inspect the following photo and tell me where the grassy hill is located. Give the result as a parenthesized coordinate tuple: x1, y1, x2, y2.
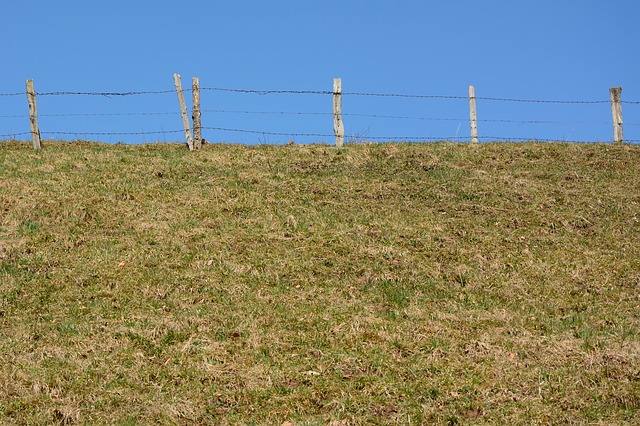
(0, 140, 639, 425)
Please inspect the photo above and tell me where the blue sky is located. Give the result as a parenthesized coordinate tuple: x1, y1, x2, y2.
(2, 1, 639, 144)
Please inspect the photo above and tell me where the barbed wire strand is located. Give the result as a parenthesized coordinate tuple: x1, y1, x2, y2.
(199, 86, 638, 103)
(200, 109, 640, 125)
(1, 112, 179, 118)
(5, 108, 638, 126)
(199, 127, 640, 143)
(1, 132, 31, 138)
(1, 86, 640, 103)
(4, 129, 639, 145)
(199, 87, 640, 104)
(201, 127, 333, 138)
(3, 125, 640, 140)
(201, 87, 332, 96)
(43, 112, 178, 117)
(42, 130, 184, 136)
(36, 90, 176, 97)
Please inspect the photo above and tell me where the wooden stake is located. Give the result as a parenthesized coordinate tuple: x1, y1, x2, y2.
(469, 85, 479, 143)
(192, 77, 202, 150)
(333, 78, 344, 147)
(25, 80, 41, 150)
(609, 86, 624, 144)
(173, 73, 193, 150)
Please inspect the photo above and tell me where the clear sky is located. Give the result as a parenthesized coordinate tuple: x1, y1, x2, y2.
(2, 1, 639, 145)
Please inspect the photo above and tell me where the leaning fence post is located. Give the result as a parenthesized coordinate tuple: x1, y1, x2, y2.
(173, 73, 193, 150)
(609, 86, 624, 144)
(469, 85, 479, 143)
(25, 80, 41, 150)
(192, 77, 202, 150)
(333, 78, 345, 147)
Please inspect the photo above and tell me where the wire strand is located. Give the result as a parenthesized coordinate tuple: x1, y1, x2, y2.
(42, 130, 184, 136)
(40, 112, 178, 117)
(37, 90, 175, 97)
(1, 132, 31, 138)
(475, 97, 608, 104)
(1, 85, 639, 103)
(201, 127, 333, 138)
(201, 87, 332, 96)
(200, 87, 634, 104)
(5, 130, 638, 145)
(200, 109, 640, 125)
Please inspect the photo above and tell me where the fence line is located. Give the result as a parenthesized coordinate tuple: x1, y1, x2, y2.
(2, 78, 639, 148)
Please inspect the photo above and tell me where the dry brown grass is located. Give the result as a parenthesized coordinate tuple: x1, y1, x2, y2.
(0, 140, 639, 424)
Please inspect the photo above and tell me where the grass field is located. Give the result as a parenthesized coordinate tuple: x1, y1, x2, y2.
(0, 140, 639, 425)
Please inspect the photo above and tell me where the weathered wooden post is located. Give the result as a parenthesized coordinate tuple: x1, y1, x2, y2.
(333, 78, 345, 147)
(192, 77, 202, 150)
(25, 80, 41, 150)
(173, 73, 193, 150)
(469, 85, 479, 143)
(609, 86, 624, 144)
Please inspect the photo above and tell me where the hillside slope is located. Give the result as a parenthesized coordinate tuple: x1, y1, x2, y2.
(1, 141, 639, 424)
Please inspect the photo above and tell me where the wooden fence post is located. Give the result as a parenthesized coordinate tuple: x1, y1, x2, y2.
(173, 73, 193, 150)
(469, 85, 479, 143)
(333, 78, 344, 147)
(192, 77, 202, 150)
(609, 86, 624, 144)
(25, 80, 41, 150)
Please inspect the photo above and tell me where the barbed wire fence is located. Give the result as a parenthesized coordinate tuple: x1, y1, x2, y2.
(1, 77, 639, 149)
